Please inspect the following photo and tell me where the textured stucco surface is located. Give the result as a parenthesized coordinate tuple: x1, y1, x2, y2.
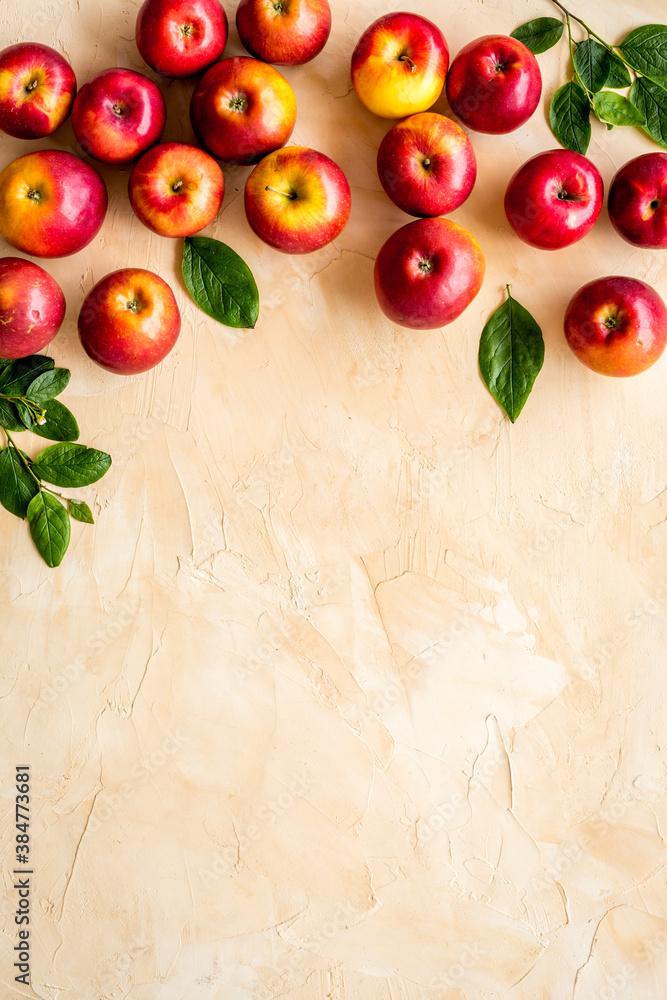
(2, 0, 667, 997)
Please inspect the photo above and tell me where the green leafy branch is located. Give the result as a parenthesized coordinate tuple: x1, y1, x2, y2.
(0, 354, 111, 567)
(512, 5, 667, 153)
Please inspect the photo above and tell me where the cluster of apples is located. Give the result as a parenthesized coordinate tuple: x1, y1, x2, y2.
(355, 12, 667, 377)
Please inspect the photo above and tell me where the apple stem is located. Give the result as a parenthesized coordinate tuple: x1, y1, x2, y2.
(172, 180, 183, 193)
(25, 79, 39, 93)
(112, 103, 124, 116)
(398, 54, 417, 74)
(265, 185, 297, 200)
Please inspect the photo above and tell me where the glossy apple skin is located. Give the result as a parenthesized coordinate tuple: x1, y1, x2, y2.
(351, 11, 448, 119)
(374, 216, 485, 329)
(190, 56, 296, 165)
(244, 145, 350, 253)
(564, 276, 667, 377)
(236, 0, 331, 65)
(0, 43, 76, 140)
(136, 0, 228, 78)
(0, 150, 108, 258)
(504, 149, 603, 250)
(78, 268, 181, 375)
(377, 112, 476, 217)
(0, 257, 66, 359)
(608, 153, 667, 248)
(71, 68, 166, 165)
(446, 35, 541, 134)
(129, 142, 224, 237)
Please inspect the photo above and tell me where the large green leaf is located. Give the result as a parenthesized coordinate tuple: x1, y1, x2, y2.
(574, 39, 610, 93)
(479, 289, 544, 423)
(620, 24, 667, 87)
(182, 236, 260, 329)
(30, 399, 79, 442)
(0, 446, 39, 519)
(26, 492, 70, 568)
(629, 76, 667, 148)
(549, 81, 591, 154)
(511, 17, 564, 54)
(592, 91, 646, 127)
(31, 443, 111, 488)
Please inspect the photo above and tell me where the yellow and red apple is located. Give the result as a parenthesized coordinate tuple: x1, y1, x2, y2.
(236, 0, 331, 65)
(78, 268, 181, 375)
(136, 0, 228, 78)
(129, 142, 224, 237)
(351, 11, 449, 119)
(377, 112, 476, 217)
(190, 56, 296, 165)
(0, 42, 76, 140)
(0, 150, 108, 258)
(244, 145, 351, 253)
(0, 257, 66, 359)
(374, 217, 485, 329)
(71, 68, 166, 164)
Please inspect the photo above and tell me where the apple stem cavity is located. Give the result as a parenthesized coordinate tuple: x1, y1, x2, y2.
(398, 53, 417, 74)
(265, 184, 297, 200)
(112, 103, 124, 117)
(26, 188, 42, 203)
(25, 78, 39, 93)
(172, 180, 183, 193)
(180, 22, 193, 36)
(229, 94, 248, 114)
(418, 258, 434, 274)
(272, 0, 285, 12)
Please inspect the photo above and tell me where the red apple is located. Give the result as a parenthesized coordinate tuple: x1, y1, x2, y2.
(136, 0, 228, 78)
(351, 12, 448, 119)
(244, 145, 350, 253)
(374, 216, 484, 329)
(0, 257, 66, 359)
(608, 153, 667, 249)
(446, 35, 541, 134)
(78, 268, 181, 375)
(0, 150, 108, 258)
(504, 149, 603, 250)
(0, 43, 76, 140)
(129, 142, 224, 237)
(377, 112, 476, 217)
(190, 56, 296, 165)
(564, 276, 667, 377)
(71, 68, 166, 165)
(236, 0, 331, 66)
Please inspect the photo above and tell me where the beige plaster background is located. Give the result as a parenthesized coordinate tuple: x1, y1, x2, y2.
(2, 0, 667, 997)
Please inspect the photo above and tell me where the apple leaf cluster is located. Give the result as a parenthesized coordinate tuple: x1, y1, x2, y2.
(182, 236, 260, 329)
(512, 7, 667, 154)
(0, 355, 111, 566)
(478, 288, 544, 423)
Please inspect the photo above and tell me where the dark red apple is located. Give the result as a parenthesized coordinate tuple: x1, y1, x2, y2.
(564, 276, 667, 377)
(0, 43, 76, 139)
(608, 152, 667, 248)
(136, 0, 228, 78)
(71, 68, 166, 164)
(504, 149, 603, 250)
(374, 216, 485, 329)
(377, 112, 476, 217)
(0, 257, 66, 358)
(446, 34, 541, 134)
(236, 0, 331, 65)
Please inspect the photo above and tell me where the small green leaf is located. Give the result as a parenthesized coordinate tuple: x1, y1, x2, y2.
(31, 443, 111, 488)
(0, 446, 39, 518)
(574, 39, 610, 93)
(0, 399, 24, 432)
(592, 90, 646, 126)
(182, 236, 260, 329)
(69, 499, 94, 524)
(26, 491, 70, 567)
(26, 368, 71, 403)
(629, 76, 667, 148)
(549, 81, 591, 154)
(14, 400, 34, 429)
(479, 288, 544, 423)
(511, 17, 564, 54)
(605, 51, 632, 89)
(31, 399, 79, 442)
(0, 355, 54, 397)
(620, 24, 667, 87)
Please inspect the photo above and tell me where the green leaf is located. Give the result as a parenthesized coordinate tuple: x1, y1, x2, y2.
(69, 499, 94, 524)
(620, 24, 667, 87)
(592, 90, 646, 126)
(31, 399, 79, 442)
(0, 446, 39, 518)
(511, 17, 564, 54)
(629, 76, 667, 148)
(14, 400, 34, 429)
(31, 443, 111, 488)
(182, 236, 259, 329)
(26, 368, 71, 403)
(0, 399, 24, 432)
(605, 51, 632, 89)
(479, 288, 544, 424)
(26, 491, 70, 568)
(549, 81, 591, 154)
(0, 355, 54, 397)
(574, 39, 610, 92)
